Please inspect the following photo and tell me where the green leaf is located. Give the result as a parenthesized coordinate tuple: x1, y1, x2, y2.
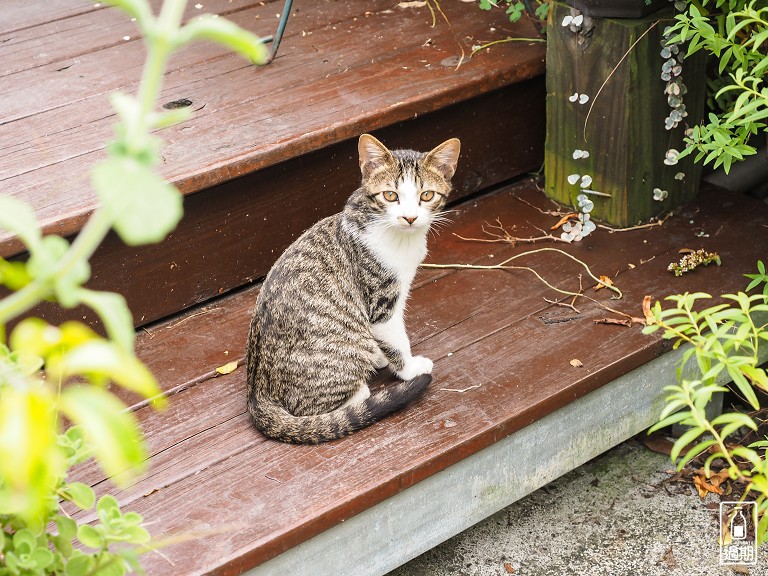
(97, 494, 120, 520)
(0, 196, 43, 254)
(30, 546, 54, 569)
(174, 15, 268, 64)
(727, 364, 760, 409)
(671, 426, 707, 462)
(10, 318, 98, 360)
(743, 364, 768, 392)
(65, 553, 95, 576)
(58, 425, 92, 467)
(151, 106, 193, 129)
(55, 514, 78, 541)
(731, 445, 762, 468)
(92, 156, 183, 246)
(680, 440, 717, 469)
(59, 386, 148, 484)
(0, 258, 33, 291)
(76, 289, 135, 353)
(76, 524, 104, 550)
(61, 482, 96, 511)
(120, 525, 150, 544)
(648, 409, 691, 433)
(51, 340, 164, 405)
(12, 529, 37, 553)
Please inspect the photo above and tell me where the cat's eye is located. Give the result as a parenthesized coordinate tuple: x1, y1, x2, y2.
(420, 190, 435, 202)
(382, 190, 399, 202)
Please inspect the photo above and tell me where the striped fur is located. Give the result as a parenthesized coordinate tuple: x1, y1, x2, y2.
(246, 134, 460, 444)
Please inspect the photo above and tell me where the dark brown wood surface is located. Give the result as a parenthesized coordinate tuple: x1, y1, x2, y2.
(70, 179, 768, 575)
(1, 0, 546, 255)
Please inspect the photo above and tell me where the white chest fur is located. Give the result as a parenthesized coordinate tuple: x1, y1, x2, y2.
(361, 223, 428, 296)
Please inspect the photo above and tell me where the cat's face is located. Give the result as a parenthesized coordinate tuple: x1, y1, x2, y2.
(358, 134, 461, 233)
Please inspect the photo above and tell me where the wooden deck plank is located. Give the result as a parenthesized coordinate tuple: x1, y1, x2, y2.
(0, 1, 102, 36)
(0, 0, 271, 77)
(0, 0, 545, 255)
(68, 180, 768, 575)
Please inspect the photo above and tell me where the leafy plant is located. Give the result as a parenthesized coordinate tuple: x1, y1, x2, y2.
(478, 0, 550, 23)
(0, 0, 266, 573)
(668, 0, 768, 173)
(644, 262, 768, 541)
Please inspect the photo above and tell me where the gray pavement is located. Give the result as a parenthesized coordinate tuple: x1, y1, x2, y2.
(390, 439, 768, 576)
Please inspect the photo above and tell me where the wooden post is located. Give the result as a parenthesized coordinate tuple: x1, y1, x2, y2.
(544, 3, 706, 227)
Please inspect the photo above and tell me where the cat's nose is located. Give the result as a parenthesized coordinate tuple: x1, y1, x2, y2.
(403, 216, 417, 225)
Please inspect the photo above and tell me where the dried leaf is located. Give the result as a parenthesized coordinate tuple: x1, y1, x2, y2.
(593, 275, 614, 291)
(709, 468, 730, 489)
(503, 562, 516, 574)
(397, 1, 427, 6)
(642, 434, 675, 456)
(692, 474, 714, 498)
(570, 358, 583, 368)
(692, 468, 729, 498)
(550, 213, 579, 231)
(642, 295, 654, 324)
(215, 360, 239, 375)
(594, 318, 632, 327)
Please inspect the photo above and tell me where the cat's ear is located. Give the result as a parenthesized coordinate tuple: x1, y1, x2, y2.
(424, 138, 461, 179)
(358, 134, 395, 177)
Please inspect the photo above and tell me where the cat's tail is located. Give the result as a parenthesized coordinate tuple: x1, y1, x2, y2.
(248, 375, 432, 444)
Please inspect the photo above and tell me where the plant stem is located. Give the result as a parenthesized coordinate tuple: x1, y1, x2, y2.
(128, 0, 187, 151)
(0, 206, 115, 326)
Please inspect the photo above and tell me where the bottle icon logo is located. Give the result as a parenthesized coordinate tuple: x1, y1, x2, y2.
(720, 501, 757, 565)
(730, 509, 747, 540)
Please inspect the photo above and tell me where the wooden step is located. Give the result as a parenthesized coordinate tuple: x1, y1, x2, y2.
(1, 0, 546, 327)
(68, 178, 768, 575)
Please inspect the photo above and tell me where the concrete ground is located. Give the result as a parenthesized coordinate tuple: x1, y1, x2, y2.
(389, 439, 768, 576)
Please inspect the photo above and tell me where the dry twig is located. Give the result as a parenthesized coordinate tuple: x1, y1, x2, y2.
(597, 212, 672, 233)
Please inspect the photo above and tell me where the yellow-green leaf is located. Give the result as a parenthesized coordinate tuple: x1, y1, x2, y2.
(60, 386, 147, 484)
(50, 340, 164, 407)
(0, 385, 64, 520)
(215, 360, 238, 375)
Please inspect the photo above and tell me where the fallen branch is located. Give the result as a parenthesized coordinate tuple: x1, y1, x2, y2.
(514, 194, 567, 217)
(423, 247, 623, 299)
(453, 218, 569, 246)
(439, 384, 482, 393)
(597, 212, 671, 233)
(470, 36, 545, 57)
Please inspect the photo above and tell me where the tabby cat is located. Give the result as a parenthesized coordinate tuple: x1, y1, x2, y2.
(246, 134, 461, 444)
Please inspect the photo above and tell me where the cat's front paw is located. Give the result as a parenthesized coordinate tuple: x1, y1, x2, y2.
(397, 355, 433, 380)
